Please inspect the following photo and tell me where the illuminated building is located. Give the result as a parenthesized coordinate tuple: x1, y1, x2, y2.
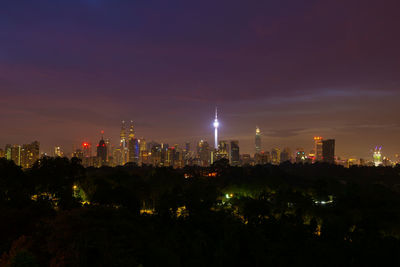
(0, 148, 4, 158)
(213, 107, 219, 150)
(296, 148, 307, 164)
(139, 138, 146, 152)
(5, 145, 11, 158)
(5, 144, 11, 160)
(185, 142, 190, 154)
(271, 148, 281, 165)
(151, 143, 162, 166)
(73, 149, 84, 159)
(165, 146, 176, 167)
(97, 133, 107, 166)
(184, 142, 191, 165)
(314, 136, 323, 162)
(280, 147, 291, 163)
(230, 140, 240, 166)
(255, 126, 261, 154)
(197, 140, 211, 167)
(113, 147, 123, 166)
(128, 121, 139, 163)
(216, 140, 229, 161)
(140, 150, 150, 165)
(308, 150, 315, 162)
(173, 145, 184, 168)
(346, 158, 359, 168)
(82, 142, 93, 167)
(105, 138, 111, 161)
(82, 142, 91, 158)
(138, 138, 147, 165)
(54, 146, 63, 157)
(382, 157, 392, 167)
(395, 154, 400, 165)
(120, 121, 128, 165)
(373, 146, 383, 167)
(5, 144, 21, 166)
(160, 143, 169, 166)
(322, 139, 335, 164)
(21, 141, 40, 169)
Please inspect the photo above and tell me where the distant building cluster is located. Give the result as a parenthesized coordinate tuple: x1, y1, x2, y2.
(249, 134, 336, 166)
(0, 110, 398, 168)
(0, 141, 40, 169)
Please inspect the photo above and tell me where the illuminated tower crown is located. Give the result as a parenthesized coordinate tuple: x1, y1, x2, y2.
(255, 126, 261, 154)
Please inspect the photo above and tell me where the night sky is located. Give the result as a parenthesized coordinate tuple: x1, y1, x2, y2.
(1, 0, 399, 159)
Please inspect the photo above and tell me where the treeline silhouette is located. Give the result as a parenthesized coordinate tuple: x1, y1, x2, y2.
(1, 157, 400, 266)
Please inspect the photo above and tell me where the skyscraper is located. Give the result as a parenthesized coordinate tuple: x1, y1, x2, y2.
(139, 138, 147, 165)
(165, 146, 176, 167)
(271, 148, 281, 165)
(128, 121, 139, 163)
(296, 148, 306, 164)
(213, 108, 219, 150)
(255, 126, 261, 154)
(120, 121, 128, 165)
(54, 146, 63, 157)
(21, 141, 40, 169)
(314, 136, 323, 162)
(7, 145, 21, 166)
(216, 140, 229, 161)
(151, 143, 162, 166)
(280, 147, 291, 163)
(97, 133, 108, 166)
(105, 138, 111, 162)
(82, 142, 91, 158)
(197, 140, 211, 167)
(373, 146, 383, 167)
(322, 139, 335, 164)
(230, 140, 240, 166)
(82, 142, 92, 167)
(184, 142, 191, 165)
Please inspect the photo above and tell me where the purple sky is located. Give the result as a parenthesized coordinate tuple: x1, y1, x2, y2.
(1, 0, 400, 159)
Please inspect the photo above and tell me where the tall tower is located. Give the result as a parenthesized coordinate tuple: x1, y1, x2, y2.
(230, 140, 240, 166)
(97, 131, 107, 166)
(213, 107, 219, 150)
(120, 121, 127, 145)
(128, 120, 139, 163)
(120, 121, 128, 164)
(314, 136, 323, 161)
(255, 126, 261, 154)
(128, 120, 135, 139)
(322, 139, 335, 164)
(373, 146, 383, 167)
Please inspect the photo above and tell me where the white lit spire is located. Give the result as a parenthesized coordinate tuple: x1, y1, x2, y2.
(213, 107, 219, 150)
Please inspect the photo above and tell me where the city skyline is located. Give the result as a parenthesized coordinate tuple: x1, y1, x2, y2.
(1, 0, 399, 160)
(0, 109, 396, 164)
(1, 2, 400, 265)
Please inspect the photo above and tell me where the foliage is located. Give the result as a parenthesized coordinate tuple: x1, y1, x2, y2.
(1, 158, 400, 266)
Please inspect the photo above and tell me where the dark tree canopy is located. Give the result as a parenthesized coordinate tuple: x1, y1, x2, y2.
(1, 158, 400, 266)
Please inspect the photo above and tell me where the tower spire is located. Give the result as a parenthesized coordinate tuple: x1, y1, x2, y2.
(213, 107, 219, 150)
